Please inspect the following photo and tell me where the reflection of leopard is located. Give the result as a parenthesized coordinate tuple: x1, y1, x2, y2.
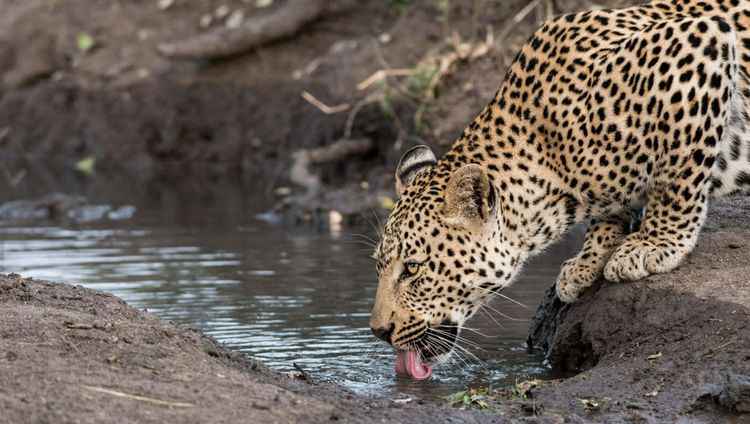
(368, 0, 750, 372)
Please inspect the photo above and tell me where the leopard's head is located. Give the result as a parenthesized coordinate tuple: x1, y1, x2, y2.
(370, 146, 520, 370)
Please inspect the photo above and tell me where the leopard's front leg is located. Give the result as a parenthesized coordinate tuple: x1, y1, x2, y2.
(555, 213, 632, 303)
(603, 182, 709, 283)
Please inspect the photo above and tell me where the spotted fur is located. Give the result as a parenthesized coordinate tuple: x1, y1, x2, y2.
(369, 0, 750, 361)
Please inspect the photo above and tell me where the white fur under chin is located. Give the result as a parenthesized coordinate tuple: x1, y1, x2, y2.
(429, 350, 453, 365)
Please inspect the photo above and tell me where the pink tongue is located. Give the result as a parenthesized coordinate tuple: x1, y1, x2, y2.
(395, 350, 433, 380)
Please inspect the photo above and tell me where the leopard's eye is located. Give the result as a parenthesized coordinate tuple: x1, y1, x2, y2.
(399, 261, 421, 281)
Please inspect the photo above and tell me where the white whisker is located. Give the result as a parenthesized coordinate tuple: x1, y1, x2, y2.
(476, 305, 506, 330)
(459, 325, 502, 338)
(426, 335, 472, 368)
(367, 202, 384, 235)
(470, 284, 534, 310)
(428, 332, 486, 370)
(471, 298, 525, 321)
(428, 328, 484, 350)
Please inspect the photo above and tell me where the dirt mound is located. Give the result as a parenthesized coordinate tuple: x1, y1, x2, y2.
(518, 198, 750, 422)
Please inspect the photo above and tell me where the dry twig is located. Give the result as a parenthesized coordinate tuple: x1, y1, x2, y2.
(704, 340, 734, 356)
(357, 69, 418, 91)
(79, 385, 194, 408)
(301, 91, 350, 114)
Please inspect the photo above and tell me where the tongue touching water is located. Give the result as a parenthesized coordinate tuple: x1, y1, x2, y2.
(0, 172, 583, 398)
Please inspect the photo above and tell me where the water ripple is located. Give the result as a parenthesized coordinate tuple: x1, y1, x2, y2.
(0, 205, 585, 398)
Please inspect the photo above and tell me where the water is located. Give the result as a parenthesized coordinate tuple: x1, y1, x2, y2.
(0, 173, 584, 398)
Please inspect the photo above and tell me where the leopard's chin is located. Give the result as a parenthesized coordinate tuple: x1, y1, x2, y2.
(424, 349, 453, 365)
(417, 321, 460, 364)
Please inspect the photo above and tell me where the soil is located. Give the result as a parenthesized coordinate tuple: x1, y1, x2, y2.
(1, 201, 748, 423)
(514, 197, 750, 423)
(0, 0, 631, 220)
(0, 273, 504, 424)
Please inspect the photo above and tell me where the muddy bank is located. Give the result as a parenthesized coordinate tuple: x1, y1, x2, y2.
(0, 274, 504, 423)
(0, 0, 630, 220)
(0, 0, 505, 174)
(515, 198, 750, 422)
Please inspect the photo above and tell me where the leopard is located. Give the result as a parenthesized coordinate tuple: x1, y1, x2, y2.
(369, 0, 750, 375)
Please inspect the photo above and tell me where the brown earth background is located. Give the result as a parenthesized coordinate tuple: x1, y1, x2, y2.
(0, 0, 632, 218)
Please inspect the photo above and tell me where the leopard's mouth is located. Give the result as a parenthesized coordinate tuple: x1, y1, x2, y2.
(394, 322, 461, 380)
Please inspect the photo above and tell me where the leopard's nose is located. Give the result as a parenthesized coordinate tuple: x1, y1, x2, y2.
(371, 324, 395, 343)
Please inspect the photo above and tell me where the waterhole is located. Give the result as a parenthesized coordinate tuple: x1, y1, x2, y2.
(0, 173, 583, 398)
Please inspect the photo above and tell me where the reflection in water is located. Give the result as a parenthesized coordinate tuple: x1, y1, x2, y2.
(0, 177, 583, 398)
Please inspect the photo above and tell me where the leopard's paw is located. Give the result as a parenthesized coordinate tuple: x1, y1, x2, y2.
(555, 256, 602, 303)
(642, 245, 685, 274)
(603, 239, 654, 282)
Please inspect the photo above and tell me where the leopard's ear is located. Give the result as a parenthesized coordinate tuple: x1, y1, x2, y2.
(443, 164, 495, 227)
(395, 145, 436, 196)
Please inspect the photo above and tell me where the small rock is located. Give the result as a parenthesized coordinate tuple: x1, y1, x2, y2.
(646, 352, 662, 360)
(214, 5, 230, 19)
(157, 0, 174, 10)
(329, 210, 343, 226)
(199, 14, 213, 28)
(273, 187, 292, 196)
(107, 205, 136, 220)
(225, 10, 245, 29)
(106, 356, 123, 366)
(286, 371, 302, 379)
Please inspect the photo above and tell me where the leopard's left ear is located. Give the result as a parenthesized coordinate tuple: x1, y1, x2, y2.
(395, 145, 436, 196)
(443, 164, 495, 227)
